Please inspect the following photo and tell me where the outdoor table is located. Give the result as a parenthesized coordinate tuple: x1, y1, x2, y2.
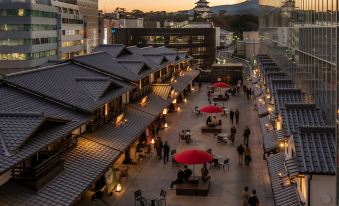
(217, 133, 230, 143)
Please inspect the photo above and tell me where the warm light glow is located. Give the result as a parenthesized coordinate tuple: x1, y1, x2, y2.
(174, 80, 177, 83)
(259, 98, 262, 102)
(164, 123, 168, 128)
(268, 107, 273, 112)
(124, 119, 128, 123)
(140, 96, 148, 105)
(172, 99, 177, 104)
(104, 104, 109, 116)
(116, 183, 122, 192)
(266, 94, 270, 99)
(279, 142, 285, 148)
(177, 107, 181, 111)
(184, 98, 187, 103)
(163, 108, 168, 115)
(191, 88, 195, 91)
(116, 113, 124, 125)
(265, 123, 269, 127)
(151, 138, 155, 144)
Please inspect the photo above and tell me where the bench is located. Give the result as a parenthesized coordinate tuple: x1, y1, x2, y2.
(176, 179, 210, 196)
(201, 126, 222, 133)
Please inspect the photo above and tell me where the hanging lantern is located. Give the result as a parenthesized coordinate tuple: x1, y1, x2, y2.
(151, 138, 155, 144)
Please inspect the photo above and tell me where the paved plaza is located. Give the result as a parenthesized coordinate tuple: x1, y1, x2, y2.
(106, 82, 274, 206)
(107, 82, 273, 206)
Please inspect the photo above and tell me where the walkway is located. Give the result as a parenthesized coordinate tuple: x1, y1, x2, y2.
(107, 83, 274, 206)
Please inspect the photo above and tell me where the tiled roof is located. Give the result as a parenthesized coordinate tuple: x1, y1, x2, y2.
(285, 157, 299, 178)
(118, 60, 152, 76)
(94, 44, 131, 58)
(262, 67, 281, 76)
(129, 93, 171, 116)
(152, 84, 172, 100)
(83, 105, 154, 152)
(259, 116, 278, 152)
(293, 126, 336, 175)
(273, 89, 305, 111)
(281, 104, 326, 134)
(143, 54, 168, 65)
(5, 62, 134, 112)
(268, 79, 295, 94)
(0, 138, 120, 206)
(0, 113, 69, 153)
(73, 52, 139, 81)
(264, 73, 289, 83)
(170, 70, 200, 92)
(0, 85, 89, 175)
(266, 152, 302, 206)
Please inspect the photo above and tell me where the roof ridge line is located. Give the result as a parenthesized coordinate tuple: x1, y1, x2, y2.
(0, 128, 11, 157)
(5, 62, 71, 78)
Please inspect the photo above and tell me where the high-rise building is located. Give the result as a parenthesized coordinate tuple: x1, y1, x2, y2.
(51, 0, 86, 60)
(62, 0, 98, 53)
(0, 0, 58, 74)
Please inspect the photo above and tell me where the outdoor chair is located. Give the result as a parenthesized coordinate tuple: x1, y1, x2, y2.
(134, 190, 149, 206)
(218, 159, 230, 171)
(217, 136, 227, 144)
(157, 189, 167, 206)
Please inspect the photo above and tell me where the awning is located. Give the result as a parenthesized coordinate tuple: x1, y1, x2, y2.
(152, 84, 172, 100)
(259, 116, 278, 152)
(130, 93, 171, 116)
(0, 138, 120, 206)
(267, 153, 302, 206)
(170, 70, 199, 93)
(83, 105, 155, 152)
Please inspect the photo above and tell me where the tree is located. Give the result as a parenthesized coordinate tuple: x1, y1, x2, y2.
(131, 9, 144, 18)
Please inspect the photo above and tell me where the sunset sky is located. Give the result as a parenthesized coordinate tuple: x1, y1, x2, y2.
(99, 0, 247, 13)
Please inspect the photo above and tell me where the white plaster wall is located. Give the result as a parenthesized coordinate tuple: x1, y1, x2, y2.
(310, 175, 336, 206)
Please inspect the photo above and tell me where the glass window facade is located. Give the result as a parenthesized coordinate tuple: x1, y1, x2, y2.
(0, 50, 56, 60)
(0, 9, 56, 18)
(0, 37, 57, 46)
(0, 24, 56, 31)
(62, 40, 83, 47)
(169, 35, 190, 44)
(143, 35, 164, 44)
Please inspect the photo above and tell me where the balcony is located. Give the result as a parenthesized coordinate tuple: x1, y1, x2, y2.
(86, 108, 124, 132)
(12, 151, 64, 192)
(129, 84, 152, 102)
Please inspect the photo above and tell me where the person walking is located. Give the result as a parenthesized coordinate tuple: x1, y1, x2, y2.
(163, 141, 170, 164)
(230, 125, 237, 143)
(246, 89, 251, 100)
(248, 189, 260, 206)
(244, 146, 251, 166)
(236, 86, 240, 96)
(242, 186, 250, 206)
(157, 137, 164, 160)
(237, 143, 245, 167)
(243, 126, 251, 146)
(229, 109, 234, 124)
(235, 108, 240, 124)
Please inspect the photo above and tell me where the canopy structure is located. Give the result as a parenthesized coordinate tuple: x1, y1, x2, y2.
(199, 105, 223, 113)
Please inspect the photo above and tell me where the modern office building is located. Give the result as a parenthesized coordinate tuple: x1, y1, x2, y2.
(0, 0, 58, 74)
(63, 0, 98, 53)
(112, 28, 216, 69)
(51, 0, 86, 59)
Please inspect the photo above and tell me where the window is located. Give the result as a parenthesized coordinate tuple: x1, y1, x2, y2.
(18, 9, 24, 16)
(169, 35, 190, 44)
(0, 50, 56, 60)
(144, 35, 164, 44)
(0, 9, 56, 18)
(192, 35, 204, 43)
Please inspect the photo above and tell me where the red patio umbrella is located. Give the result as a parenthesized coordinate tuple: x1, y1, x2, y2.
(200, 105, 223, 113)
(174, 149, 213, 177)
(213, 82, 231, 88)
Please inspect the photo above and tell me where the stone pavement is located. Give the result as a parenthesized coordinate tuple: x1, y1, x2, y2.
(107, 83, 274, 206)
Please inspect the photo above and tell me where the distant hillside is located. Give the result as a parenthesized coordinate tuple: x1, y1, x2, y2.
(210, 0, 258, 15)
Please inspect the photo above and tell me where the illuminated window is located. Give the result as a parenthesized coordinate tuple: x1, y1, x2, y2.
(18, 9, 24, 16)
